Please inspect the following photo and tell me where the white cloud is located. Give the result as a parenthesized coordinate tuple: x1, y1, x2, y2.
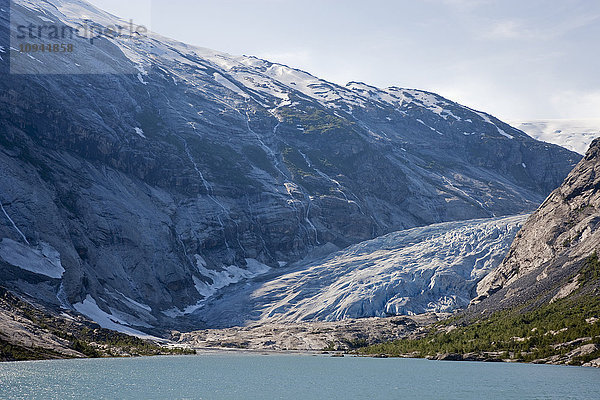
(550, 90, 600, 120)
(426, 0, 491, 8)
(486, 13, 600, 41)
(487, 20, 534, 40)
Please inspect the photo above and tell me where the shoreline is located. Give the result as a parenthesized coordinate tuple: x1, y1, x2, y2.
(189, 347, 600, 368)
(4, 348, 599, 370)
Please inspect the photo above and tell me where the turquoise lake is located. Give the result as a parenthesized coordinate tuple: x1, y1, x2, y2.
(0, 354, 599, 399)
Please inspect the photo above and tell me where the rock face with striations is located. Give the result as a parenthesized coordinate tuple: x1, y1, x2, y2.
(0, 0, 581, 333)
(473, 138, 600, 311)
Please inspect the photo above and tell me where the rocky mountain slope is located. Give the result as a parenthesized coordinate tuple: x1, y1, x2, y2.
(0, 286, 190, 361)
(473, 138, 600, 311)
(0, 0, 580, 334)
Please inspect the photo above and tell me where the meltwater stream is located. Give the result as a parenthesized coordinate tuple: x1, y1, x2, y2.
(0, 354, 598, 400)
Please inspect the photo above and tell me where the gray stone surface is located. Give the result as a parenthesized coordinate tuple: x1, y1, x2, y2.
(473, 138, 600, 311)
(177, 313, 445, 352)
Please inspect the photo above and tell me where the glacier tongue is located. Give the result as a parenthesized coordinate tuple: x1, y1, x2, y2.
(197, 215, 527, 327)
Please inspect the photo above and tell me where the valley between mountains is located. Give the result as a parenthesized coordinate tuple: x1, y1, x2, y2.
(0, 0, 598, 366)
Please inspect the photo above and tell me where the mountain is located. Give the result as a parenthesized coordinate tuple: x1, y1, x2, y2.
(511, 119, 600, 155)
(0, 0, 580, 334)
(360, 139, 600, 366)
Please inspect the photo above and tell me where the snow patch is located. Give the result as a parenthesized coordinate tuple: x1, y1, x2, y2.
(193, 257, 270, 300)
(166, 257, 271, 316)
(473, 110, 514, 139)
(213, 72, 249, 98)
(74, 295, 162, 340)
(134, 127, 146, 138)
(416, 119, 443, 135)
(135, 64, 148, 76)
(0, 238, 64, 279)
(115, 290, 152, 312)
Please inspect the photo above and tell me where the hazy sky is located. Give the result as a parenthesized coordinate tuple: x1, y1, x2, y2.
(89, 0, 600, 122)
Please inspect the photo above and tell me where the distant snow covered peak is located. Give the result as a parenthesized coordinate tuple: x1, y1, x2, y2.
(343, 83, 512, 129)
(510, 119, 600, 155)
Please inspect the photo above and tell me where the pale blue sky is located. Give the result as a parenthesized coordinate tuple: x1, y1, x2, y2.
(89, 0, 600, 121)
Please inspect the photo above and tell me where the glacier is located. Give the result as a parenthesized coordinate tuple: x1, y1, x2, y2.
(195, 215, 527, 327)
(511, 119, 600, 155)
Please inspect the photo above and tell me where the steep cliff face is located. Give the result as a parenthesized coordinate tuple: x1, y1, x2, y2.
(474, 139, 600, 311)
(0, 0, 580, 333)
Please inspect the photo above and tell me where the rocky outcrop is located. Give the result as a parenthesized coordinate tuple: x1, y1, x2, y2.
(0, 0, 580, 333)
(473, 138, 600, 311)
(0, 286, 187, 361)
(177, 313, 445, 352)
(0, 287, 84, 360)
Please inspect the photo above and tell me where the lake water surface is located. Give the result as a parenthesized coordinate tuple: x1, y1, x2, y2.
(0, 353, 598, 399)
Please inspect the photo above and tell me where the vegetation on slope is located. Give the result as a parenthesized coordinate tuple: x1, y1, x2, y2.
(0, 337, 70, 362)
(278, 107, 355, 137)
(358, 253, 600, 366)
